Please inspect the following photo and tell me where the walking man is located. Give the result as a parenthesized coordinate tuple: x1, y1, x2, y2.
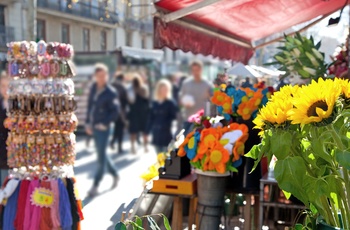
(86, 64, 119, 197)
(179, 60, 213, 134)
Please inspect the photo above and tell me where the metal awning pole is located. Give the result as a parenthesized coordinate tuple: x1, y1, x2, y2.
(162, 0, 223, 23)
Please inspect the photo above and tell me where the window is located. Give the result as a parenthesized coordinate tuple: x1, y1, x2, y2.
(37, 19, 46, 41)
(100, 30, 107, 51)
(82, 28, 90, 51)
(61, 24, 70, 43)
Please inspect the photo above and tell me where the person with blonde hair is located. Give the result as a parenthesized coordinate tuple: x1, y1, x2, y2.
(147, 79, 178, 153)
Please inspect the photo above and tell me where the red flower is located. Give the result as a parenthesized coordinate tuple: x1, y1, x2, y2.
(203, 119, 211, 128)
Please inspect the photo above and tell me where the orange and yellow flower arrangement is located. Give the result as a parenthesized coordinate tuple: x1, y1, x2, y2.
(178, 113, 249, 174)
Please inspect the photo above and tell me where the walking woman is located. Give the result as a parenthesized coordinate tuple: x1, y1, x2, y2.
(147, 79, 178, 153)
(128, 74, 150, 154)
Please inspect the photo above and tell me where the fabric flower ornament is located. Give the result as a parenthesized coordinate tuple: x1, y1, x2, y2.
(233, 89, 246, 107)
(219, 130, 244, 154)
(237, 100, 257, 120)
(212, 91, 230, 106)
(225, 86, 236, 97)
(203, 143, 230, 174)
(183, 131, 201, 160)
(232, 157, 242, 168)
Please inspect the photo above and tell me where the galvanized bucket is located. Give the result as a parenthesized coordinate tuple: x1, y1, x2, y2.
(196, 170, 229, 230)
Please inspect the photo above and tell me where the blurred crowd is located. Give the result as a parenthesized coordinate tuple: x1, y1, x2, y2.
(0, 60, 274, 197)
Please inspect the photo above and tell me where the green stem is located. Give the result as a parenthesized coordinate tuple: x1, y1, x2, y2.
(321, 196, 338, 227)
(327, 125, 346, 151)
(342, 167, 350, 227)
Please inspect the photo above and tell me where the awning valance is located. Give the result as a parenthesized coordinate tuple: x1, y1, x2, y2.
(154, 0, 347, 63)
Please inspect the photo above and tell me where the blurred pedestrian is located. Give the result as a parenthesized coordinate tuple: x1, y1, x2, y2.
(0, 72, 9, 184)
(179, 61, 213, 134)
(147, 79, 177, 153)
(241, 77, 252, 88)
(169, 74, 180, 103)
(86, 63, 119, 197)
(128, 74, 150, 154)
(110, 73, 128, 153)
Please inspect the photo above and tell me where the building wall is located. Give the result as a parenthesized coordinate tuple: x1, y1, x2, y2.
(3, 1, 25, 41)
(37, 13, 114, 52)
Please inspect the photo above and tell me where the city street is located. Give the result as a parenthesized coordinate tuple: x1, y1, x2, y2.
(74, 134, 157, 230)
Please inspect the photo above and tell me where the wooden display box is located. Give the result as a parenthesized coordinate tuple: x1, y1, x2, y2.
(152, 174, 197, 196)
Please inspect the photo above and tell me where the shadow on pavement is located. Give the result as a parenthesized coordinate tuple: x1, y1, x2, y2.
(74, 158, 138, 179)
(107, 199, 137, 230)
(82, 188, 114, 207)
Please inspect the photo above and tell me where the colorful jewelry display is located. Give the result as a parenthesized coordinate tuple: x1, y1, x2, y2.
(2, 41, 83, 230)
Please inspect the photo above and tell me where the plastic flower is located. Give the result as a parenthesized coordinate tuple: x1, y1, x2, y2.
(233, 89, 246, 106)
(237, 100, 257, 120)
(203, 143, 230, 174)
(288, 79, 341, 125)
(184, 131, 201, 160)
(222, 97, 233, 114)
(178, 131, 196, 159)
(211, 91, 230, 106)
(198, 128, 222, 155)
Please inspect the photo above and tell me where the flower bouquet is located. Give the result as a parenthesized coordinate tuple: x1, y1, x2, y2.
(177, 111, 249, 230)
(211, 84, 273, 121)
(247, 78, 350, 229)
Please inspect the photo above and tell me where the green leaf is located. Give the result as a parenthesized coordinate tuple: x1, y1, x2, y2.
(335, 149, 350, 170)
(282, 190, 291, 199)
(227, 165, 238, 172)
(310, 203, 318, 214)
(115, 222, 127, 230)
(274, 157, 309, 204)
(270, 130, 292, 160)
(135, 216, 143, 229)
(161, 214, 171, 230)
(294, 223, 303, 230)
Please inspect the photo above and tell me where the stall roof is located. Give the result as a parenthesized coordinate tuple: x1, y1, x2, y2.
(154, 0, 347, 63)
(120, 46, 164, 62)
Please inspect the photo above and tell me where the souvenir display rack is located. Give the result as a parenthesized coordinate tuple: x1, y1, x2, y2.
(0, 41, 83, 229)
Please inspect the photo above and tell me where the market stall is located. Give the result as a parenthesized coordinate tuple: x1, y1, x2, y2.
(154, 0, 346, 62)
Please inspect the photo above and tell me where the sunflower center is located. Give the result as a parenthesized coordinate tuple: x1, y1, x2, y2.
(210, 150, 222, 163)
(307, 100, 328, 117)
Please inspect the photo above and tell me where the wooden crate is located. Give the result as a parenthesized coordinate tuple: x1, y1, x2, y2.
(152, 174, 197, 196)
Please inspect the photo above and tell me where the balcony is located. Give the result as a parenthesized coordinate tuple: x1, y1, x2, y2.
(140, 21, 153, 34)
(0, 25, 15, 47)
(37, 0, 118, 26)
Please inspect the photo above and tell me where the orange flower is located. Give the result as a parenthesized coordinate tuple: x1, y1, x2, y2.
(198, 128, 221, 155)
(178, 131, 195, 157)
(207, 143, 230, 174)
(251, 91, 263, 107)
(237, 101, 257, 120)
(222, 97, 233, 114)
(242, 88, 255, 98)
(233, 141, 245, 161)
(211, 91, 231, 106)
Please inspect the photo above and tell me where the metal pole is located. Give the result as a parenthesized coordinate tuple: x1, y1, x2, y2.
(162, 0, 222, 23)
(26, 0, 37, 41)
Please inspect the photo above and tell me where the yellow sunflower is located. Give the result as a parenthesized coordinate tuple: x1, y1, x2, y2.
(271, 85, 300, 102)
(254, 97, 293, 132)
(334, 78, 350, 98)
(288, 78, 341, 125)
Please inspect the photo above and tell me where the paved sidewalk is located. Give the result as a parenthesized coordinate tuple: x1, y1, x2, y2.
(74, 135, 157, 230)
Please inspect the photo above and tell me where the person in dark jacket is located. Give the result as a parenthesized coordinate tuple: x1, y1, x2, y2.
(86, 63, 119, 197)
(0, 73, 9, 184)
(110, 73, 128, 153)
(128, 74, 150, 154)
(147, 79, 178, 153)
